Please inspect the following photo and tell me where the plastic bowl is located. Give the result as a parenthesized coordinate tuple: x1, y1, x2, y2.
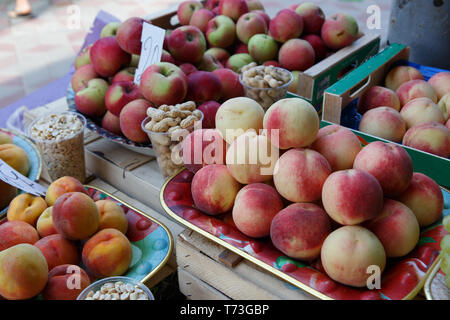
(77, 276, 154, 300)
(239, 66, 293, 111)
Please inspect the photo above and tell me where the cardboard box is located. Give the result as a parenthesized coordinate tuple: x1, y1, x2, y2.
(320, 43, 449, 187)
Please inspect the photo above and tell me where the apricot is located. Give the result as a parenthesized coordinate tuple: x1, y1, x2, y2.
(0, 143, 30, 176)
(0, 221, 39, 251)
(45, 176, 88, 206)
(7, 193, 47, 226)
(52, 192, 100, 240)
(82, 228, 133, 278)
(0, 244, 48, 300)
(36, 206, 58, 237)
(96, 200, 128, 235)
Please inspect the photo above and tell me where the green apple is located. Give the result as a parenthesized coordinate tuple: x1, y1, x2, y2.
(248, 34, 279, 63)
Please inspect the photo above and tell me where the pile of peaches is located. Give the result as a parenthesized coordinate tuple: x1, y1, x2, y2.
(356, 65, 450, 158)
(0, 176, 131, 300)
(180, 96, 445, 288)
(71, 0, 361, 144)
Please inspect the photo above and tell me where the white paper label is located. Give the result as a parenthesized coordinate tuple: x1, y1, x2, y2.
(134, 22, 166, 85)
(0, 159, 47, 196)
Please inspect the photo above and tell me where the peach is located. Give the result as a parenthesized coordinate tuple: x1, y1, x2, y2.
(438, 93, 450, 120)
(45, 176, 88, 206)
(385, 66, 424, 91)
(42, 264, 91, 300)
(428, 72, 450, 100)
(7, 193, 47, 226)
(263, 98, 319, 149)
(215, 96, 264, 144)
(358, 107, 406, 142)
(0, 132, 12, 145)
(0, 143, 30, 176)
(191, 164, 241, 215)
(232, 183, 283, 238)
(82, 228, 133, 278)
(396, 79, 438, 106)
(311, 124, 362, 171)
(322, 169, 384, 225)
(278, 38, 315, 71)
(270, 203, 331, 260)
(101, 111, 122, 136)
(400, 97, 445, 128)
(36, 207, 58, 237)
(52, 192, 100, 240)
(397, 172, 444, 227)
(226, 131, 278, 184)
(364, 199, 420, 257)
(0, 221, 39, 251)
(96, 200, 128, 235)
(354, 141, 413, 197)
(0, 244, 48, 300)
(119, 99, 152, 143)
(34, 234, 80, 271)
(321, 13, 359, 50)
(356, 86, 400, 114)
(182, 128, 227, 173)
(273, 148, 331, 203)
(321, 226, 386, 287)
(402, 122, 450, 158)
(0, 181, 17, 209)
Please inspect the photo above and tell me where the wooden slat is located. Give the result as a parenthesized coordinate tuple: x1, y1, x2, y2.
(178, 268, 230, 300)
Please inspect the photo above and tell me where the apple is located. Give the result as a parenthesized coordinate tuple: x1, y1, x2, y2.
(204, 47, 230, 66)
(198, 101, 221, 128)
(189, 8, 215, 33)
(236, 12, 267, 44)
(105, 81, 143, 117)
(321, 13, 359, 50)
(205, 0, 220, 10)
(212, 68, 244, 100)
(219, 0, 248, 21)
(295, 2, 325, 35)
(74, 78, 109, 118)
(74, 44, 92, 69)
(278, 39, 315, 71)
(302, 34, 327, 62)
(90, 36, 131, 78)
(226, 53, 254, 73)
(206, 15, 236, 48)
(196, 54, 222, 72)
(71, 64, 99, 93)
(245, 0, 264, 11)
(128, 54, 140, 68)
(163, 29, 172, 51)
(168, 25, 206, 64)
(102, 111, 122, 136)
(139, 62, 187, 106)
(177, 1, 203, 25)
(248, 34, 278, 63)
(100, 22, 120, 38)
(269, 9, 304, 43)
(179, 63, 198, 76)
(186, 71, 223, 103)
(253, 10, 270, 26)
(112, 67, 136, 83)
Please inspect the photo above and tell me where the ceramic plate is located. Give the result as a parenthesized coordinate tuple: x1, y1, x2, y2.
(161, 169, 449, 300)
(0, 128, 42, 217)
(66, 86, 154, 156)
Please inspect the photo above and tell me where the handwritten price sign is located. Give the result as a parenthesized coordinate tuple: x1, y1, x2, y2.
(134, 22, 166, 85)
(0, 159, 47, 196)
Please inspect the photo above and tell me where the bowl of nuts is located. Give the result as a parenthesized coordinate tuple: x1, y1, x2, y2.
(239, 63, 293, 111)
(77, 276, 154, 300)
(141, 101, 203, 178)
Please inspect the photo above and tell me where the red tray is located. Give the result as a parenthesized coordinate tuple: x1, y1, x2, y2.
(161, 169, 447, 300)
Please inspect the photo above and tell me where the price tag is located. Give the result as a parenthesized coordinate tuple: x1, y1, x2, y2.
(134, 22, 166, 85)
(0, 159, 47, 196)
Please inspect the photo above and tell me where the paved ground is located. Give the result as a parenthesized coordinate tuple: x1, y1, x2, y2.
(0, 0, 392, 109)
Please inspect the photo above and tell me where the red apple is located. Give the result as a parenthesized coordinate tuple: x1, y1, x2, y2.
(204, 47, 230, 66)
(206, 15, 236, 48)
(74, 78, 109, 118)
(90, 36, 131, 78)
(116, 17, 145, 55)
(179, 63, 198, 76)
(186, 71, 223, 103)
(198, 101, 221, 128)
(295, 2, 325, 35)
(189, 8, 215, 33)
(278, 39, 315, 71)
(168, 25, 206, 64)
(219, 0, 248, 21)
(105, 81, 143, 117)
(269, 9, 304, 43)
(139, 62, 187, 106)
(212, 68, 244, 100)
(71, 64, 99, 92)
(112, 67, 136, 83)
(119, 99, 152, 143)
(302, 34, 327, 62)
(177, 1, 203, 25)
(101, 111, 122, 135)
(236, 12, 267, 44)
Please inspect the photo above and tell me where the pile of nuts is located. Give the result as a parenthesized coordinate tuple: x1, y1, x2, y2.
(83, 280, 150, 300)
(240, 62, 293, 110)
(143, 101, 202, 178)
(29, 112, 86, 182)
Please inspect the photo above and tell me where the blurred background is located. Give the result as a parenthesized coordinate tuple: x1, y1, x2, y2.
(0, 0, 392, 109)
